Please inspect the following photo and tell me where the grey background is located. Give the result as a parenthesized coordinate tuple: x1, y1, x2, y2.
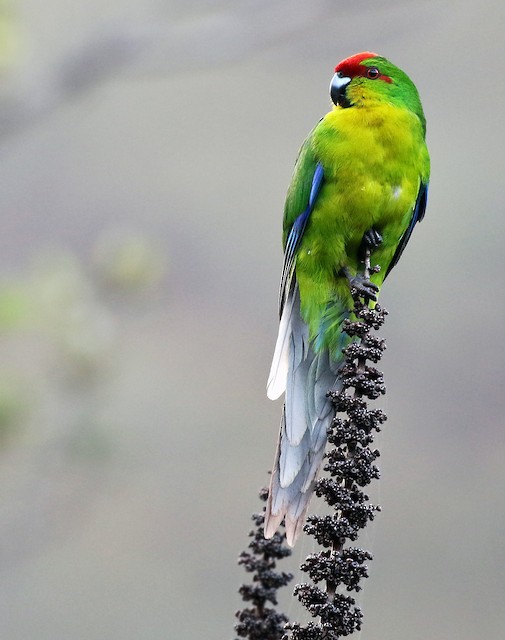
(0, 1, 503, 638)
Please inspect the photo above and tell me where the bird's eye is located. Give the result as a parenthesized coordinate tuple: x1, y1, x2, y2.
(366, 67, 380, 79)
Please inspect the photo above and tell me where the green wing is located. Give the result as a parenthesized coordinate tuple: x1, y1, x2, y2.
(278, 132, 322, 315)
(385, 180, 428, 277)
(282, 132, 319, 247)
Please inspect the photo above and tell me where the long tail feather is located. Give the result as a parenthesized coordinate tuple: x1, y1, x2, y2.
(265, 285, 345, 546)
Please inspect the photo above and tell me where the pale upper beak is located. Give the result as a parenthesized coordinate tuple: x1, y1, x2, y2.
(330, 73, 351, 108)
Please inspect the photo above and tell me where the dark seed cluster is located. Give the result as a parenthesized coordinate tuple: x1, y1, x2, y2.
(289, 586, 364, 637)
(235, 271, 389, 639)
(286, 291, 388, 638)
(300, 548, 372, 592)
(235, 488, 293, 640)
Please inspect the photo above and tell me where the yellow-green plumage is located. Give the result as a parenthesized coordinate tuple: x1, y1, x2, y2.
(265, 53, 430, 545)
(295, 102, 429, 351)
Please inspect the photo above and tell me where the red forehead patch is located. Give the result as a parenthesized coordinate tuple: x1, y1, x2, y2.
(335, 51, 378, 73)
(334, 51, 391, 83)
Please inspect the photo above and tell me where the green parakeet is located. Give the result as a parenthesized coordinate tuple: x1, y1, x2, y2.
(265, 52, 430, 546)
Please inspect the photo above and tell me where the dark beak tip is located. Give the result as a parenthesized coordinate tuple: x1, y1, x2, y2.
(331, 87, 351, 109)
(330, 76, 352, 108)
(330, 85, 340, 106)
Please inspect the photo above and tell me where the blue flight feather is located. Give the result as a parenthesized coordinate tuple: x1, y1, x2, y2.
(308, 162, 324, 208)
(279, 163, 324, 315)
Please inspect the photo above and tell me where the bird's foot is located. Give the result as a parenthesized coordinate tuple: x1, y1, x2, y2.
(340, 267, 379, 301)
(360, 228, 383, 257)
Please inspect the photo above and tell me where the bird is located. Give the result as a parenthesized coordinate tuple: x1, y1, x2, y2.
(264, 52, 430, 546)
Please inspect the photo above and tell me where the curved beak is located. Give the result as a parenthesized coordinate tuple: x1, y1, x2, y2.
(330, 73, 351, 108)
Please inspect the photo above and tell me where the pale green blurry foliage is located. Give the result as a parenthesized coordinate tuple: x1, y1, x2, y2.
(0, 232, 165, 448)
(0, 232, 166, 568)
(0, 375, 25, 442)
(29, 252, 115, 378)
(93, 232, 166, 292)
(0, 283, 29, 330)
(0, 0, 17, 73)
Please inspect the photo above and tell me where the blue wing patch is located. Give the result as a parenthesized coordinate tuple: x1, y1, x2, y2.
(309, 162, 324, 208)
(279, 163, 324, 315)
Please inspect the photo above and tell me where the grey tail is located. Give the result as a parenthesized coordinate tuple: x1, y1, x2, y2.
(265, 285, 344, 546)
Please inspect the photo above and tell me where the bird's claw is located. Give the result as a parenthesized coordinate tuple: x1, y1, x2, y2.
(339, 266, 379, 301)
(340, 228, 382, 301)
(348, 273, 379, 302)
(360, 228, 383, 257)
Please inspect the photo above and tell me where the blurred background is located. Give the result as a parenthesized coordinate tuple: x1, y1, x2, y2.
(0, 0, 503, 638)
